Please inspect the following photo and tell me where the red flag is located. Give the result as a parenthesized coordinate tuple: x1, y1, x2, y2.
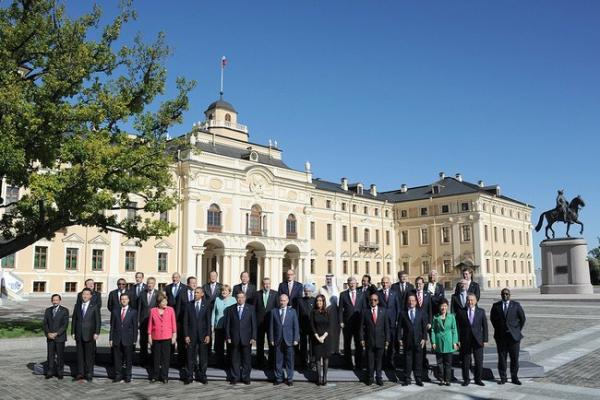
(221, 56, 227, 68)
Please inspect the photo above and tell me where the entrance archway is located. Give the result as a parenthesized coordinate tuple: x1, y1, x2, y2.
(201, 239, 225, 285)
(245, 241, 266, 287)
(283, 244, 301, 282)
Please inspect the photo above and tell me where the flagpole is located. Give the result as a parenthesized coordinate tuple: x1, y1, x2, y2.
(220, 56, 225, 99)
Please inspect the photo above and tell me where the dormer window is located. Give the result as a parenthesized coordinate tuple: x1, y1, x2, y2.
(357, 184, 363, 195)
(249, 151, 258, 162)
(225, 113, 231, 122)
(432, 185, 440, 194)
(208, 113, 214, 120)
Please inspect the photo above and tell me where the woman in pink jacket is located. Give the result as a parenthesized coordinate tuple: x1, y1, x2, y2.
(148, 293, 177, 383)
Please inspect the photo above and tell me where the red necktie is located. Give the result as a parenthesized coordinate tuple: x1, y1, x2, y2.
(418, 291, 423, 307)
(372, 307, 377, 323)
(351, 291, 356, 306)
(121, 308, 126, 322)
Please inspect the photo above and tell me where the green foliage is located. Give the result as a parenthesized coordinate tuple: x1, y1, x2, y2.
(588, 237, 600, 285)
(0, 0, 196, 258)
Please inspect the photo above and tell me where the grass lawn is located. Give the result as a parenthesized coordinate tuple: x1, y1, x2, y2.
(0, 320, 109, 339)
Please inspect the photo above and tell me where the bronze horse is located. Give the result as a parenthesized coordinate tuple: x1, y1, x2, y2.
(535, 196, 585, 239)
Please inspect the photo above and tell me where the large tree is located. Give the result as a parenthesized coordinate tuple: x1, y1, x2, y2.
(0, 0, 195, 259)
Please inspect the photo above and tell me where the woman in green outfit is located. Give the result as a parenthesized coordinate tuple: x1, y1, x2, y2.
(431, 298, 459, 386)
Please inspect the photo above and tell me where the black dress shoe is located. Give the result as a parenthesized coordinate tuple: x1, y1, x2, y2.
(243, 379, 251, 385)
(124, 378, 131, 383)
(461, 381, 469, 386)
(57, 375, 63, 380)
(475, 380, 485, 386)
(287, 381, 293, 386)
(200, 377, 208, 384)
(184, 379, 192, 385)
(113, 377, 122, 383)
(445, 382, 451, 386)
(230, 380, 237, 385)
(438, 382, 445, 386)
(45, 375, 52, 379)
(512, 379, 522, 385)
(150, 378, 157, 383)
(498, 379, 506, 384)
(422, 376, 431, 383)
(376, 378, 384, 386)
(274, 381, 282, 386)
(366, 379, 373, 386)
(86, 377, 93, 382)
(416, 380, 424, 386)
(402, 380, 410, 386)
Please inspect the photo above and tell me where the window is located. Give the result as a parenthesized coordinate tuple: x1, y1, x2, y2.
(494, 226, 498, 242)
(501, 207, 505, 215)
(310, 222, 315, 239)
(385, 210, 389, 218)
(386, 262, 391, 275)
(513, 260, 517, 273)
(502, 228, 507, 243)
(376, 262, 381, 274)
(420, 228, 429, 245)
(310, 197, 314, 206)
(526, 233, 530, 246)
(125, 251, 136, 272)
(65, 248, 78, 270)
(461, 225, 471, 242)
(352, 204, 357, 213)
(34, 246, 48, 269)
(326, 200, 331, 209)
(366, 261, 370, 274)
(374, 208, 379, 216)
(495, 259, 500, 273)
(158, 252, 168, 272)
(364, 228, 370, 243)
(206, 204, 221, 232)
(504, 260, 509, 273)
(342, 225, 348, 242)
(159, 210, 169, 222)
(461, 202, 470, 212)
(310, 259, 315, 274)
(249, 204, 262, 235)
(353, 260, 359, 274)
(353, 227, 358, 243)
(484, 225, 489, 241)
(343, 260, 348, 275)
(4, 185, 19, 210)
(357, 185, 363, 195)
(441, 227, 451, 244)
(519, 231, 523, 245)
(402, 261, 409, 272)
(511, 230, 515, 244)
(92, 249, 104, 271)
(363, 206, 368, 215)
(341, 202, 347, 211)
(486, 259, 491, 273)
(225, 113, 231, 122)
(441, 204, 449, 214)
(158, 283, 167, 292)
(65, 282, 77, 292)
(33, 281, 46, 293)
(286, 214, 297, 238)
(385, 230, 390, 245)
(375, 229, 380, 244)
(94, 282, 103, 293)
(521, 261, 524, 273)
(483, 203, 487, 212)
(1, 253, 15, 268)
(420, 207, 428, 216)
(401, 230, 409, 246)
(327, 224, 333, 240)
(443, 259, 452, 274)
(126, 202, 137, 220)
(528, 261, 531, 273)
(401, 210, 408, 218)
(422, 260, 430, 274)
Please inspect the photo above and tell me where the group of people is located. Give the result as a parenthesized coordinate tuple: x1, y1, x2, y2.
(42, 267, 526, 387)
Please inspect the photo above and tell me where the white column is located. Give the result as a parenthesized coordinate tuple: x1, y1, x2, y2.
(185, 197, 198, 275)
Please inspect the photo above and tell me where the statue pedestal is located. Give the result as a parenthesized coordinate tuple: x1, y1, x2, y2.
(540, 238, 593, 294)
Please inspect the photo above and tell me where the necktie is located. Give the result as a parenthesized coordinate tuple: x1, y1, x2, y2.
(238, 306, 243, 320)
(418, 291, 423, 307)
(242, 285, 247, 294)
(410, 309, 415, 324)
(402, 283, 405, 293)
(189, 290, 193, 301)
(137, 285, 141, 296)
(503, 302, 508, 316)
(289, 282, 293, 295)
(371, 307, 377, 323)
(461, 292, 466, 307)
(53, 306, 58, 317)
(263, 291, 269, 306)
(82, 304, 87, 318)
(196, 301, 201, 315)
(281, 308, 286, 324)
(172, 285, 177, 297)
(121, 308, 126, 322)
(147, 292, 152, 304)
(351, 291, 356, 306)
(211, 283, 215, 296)
(469, 308, 474, 325)
(385, 290, 389, 302)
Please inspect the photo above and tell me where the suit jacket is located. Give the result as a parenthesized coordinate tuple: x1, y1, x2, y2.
(268, 307, 300, 346)
(377, 289, 400, 328)
(129, 283, 147, 308)
(398, 308, 428, 349)
(359, 306, 390, 349)
(232, 283, 258, 306)
(183, 299, 211, 343)
(391, 282, 414, 311)
(138, 289, 158, 324)
(107, 288, 130, 315)
(454, 281, 480, 301)
(411, 289, 433, 324)
(338, 289, 365, 326)
(490, 300, 526, 342)
(277, 281, 303, 308)
(43, 305, 69, 342)
(456, 306, 488, 347)
(225, 303, 257, 346)
(176, 287, 197, 320)
(71, 302, 101, 342)
(202, 282, 223, 305)
(165, 282, 187, 308)
(109, 306, 138, 346)
(256, 289, 279, 325)
(76, 290, 102, 309)
(298, 296, 316, 334)
(358, 284, 377, 306)
(450, 292, 468, 315)
(426, 282, 445, 313)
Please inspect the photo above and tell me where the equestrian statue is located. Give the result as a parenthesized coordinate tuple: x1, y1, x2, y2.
(535, 189, 586, 239)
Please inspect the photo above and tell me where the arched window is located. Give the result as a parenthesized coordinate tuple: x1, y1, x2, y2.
(208, 113, 214, 120)
(286, 214, 297, 238)
(249, 204, 262, 235)
(225, 113, 231, 122)
(207, 204, 222, 232)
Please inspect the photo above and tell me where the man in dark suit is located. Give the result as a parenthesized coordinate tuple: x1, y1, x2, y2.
(232, 271, 258, 306)
(107, 278, 129, 317)
(391, 270, 414, 312)
(360, 293, 389, 386)
(490, 288, 526, 385)
(183, 287, 211, 384)
(76, 278, 102, 309)
(138, 277, 158, 366)
(165, 272, 186, 307)
(225, 292, 257, 385)
(202, 270, 222, 308)
(426, 270, 445, 315)
(109, 292, 138, 383)
(358, 274, 377, 303)
(278, 269, 303, 309)
(72, 288, 101, 381)
(269, 294, 300, 386)
(298, 284, 316, 370)
(398, 294, 428, 386)
(256, 277, 278, 369)
(43, 294, 69, 379)
(378, 276, 400, 368)
(454, 267, 480, 301)
(457, 293, 488, 386)
(129, 272, 146, 309)
(451, 279, 469, 315)
(412, 276, 433, 381)
(339, 276, 365, 369)
(177, 276, 198, 318)
(165, 272, 187, 372)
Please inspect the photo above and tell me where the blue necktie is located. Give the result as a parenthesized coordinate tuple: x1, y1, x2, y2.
(238, 306, 243, 320)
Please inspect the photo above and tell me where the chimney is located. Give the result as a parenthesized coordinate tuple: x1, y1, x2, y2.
(455, 173, 463, 182)
(341, 177, 348, 191)
(439, 171, 445, 179)
(478, 180, 484, 187)
(400, 184, 408, 193)
(370, 184, 377, 197)
(495, 185, 501, 196)
(304, 161, 311, 173)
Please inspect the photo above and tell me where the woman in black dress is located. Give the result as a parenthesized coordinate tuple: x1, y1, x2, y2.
(310, 294, 331, 385)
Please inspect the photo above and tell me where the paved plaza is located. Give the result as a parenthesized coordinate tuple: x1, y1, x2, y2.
(1, 289, 600, 399)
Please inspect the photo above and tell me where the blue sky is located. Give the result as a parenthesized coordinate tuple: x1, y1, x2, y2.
(67, 1, 600, 262)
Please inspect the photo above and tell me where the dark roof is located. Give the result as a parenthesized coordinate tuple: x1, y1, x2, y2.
(379, 177, 531, 207)
(194, 141, 291, 169)
(204, 99, 237, 113)
(313, 179, 380, 200)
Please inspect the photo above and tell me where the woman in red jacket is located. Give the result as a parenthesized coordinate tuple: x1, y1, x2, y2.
(148, 293, 177, 383)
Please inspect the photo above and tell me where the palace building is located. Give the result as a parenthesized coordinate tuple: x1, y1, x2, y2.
(0, 97, 536, 296)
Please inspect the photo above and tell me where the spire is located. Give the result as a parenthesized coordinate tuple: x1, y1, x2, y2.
(220, 56, 227, 99)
